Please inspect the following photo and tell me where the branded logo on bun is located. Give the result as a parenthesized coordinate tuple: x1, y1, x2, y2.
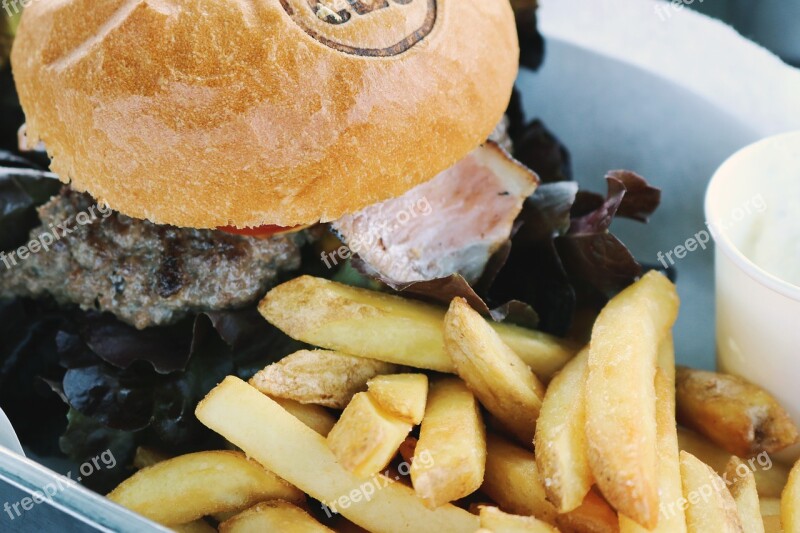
(280, 0, 437, 57)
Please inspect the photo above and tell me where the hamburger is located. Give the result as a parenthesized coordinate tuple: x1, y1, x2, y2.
(0, 0, 656, 492)
(2, 0, 537, 328)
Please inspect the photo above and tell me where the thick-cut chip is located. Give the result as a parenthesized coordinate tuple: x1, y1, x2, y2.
(677, 427, 789, 498)
(724, 456, 765, 533)
(196, 377, 480, 533)
(412, 377, 487, 508)
(219, 500, 333, 533)
(107, 451, 303, 526)
(272, 397, 337, 436)
(759, 498, 781, 533)
(367, 374, 428, 425)
(444, 297, 545, 444)
(783, 459, 800, 533)
(326, 392, 412, 478)
(478, 506, 558, 533)
(259, 276, 577, 378)
(534, 348, 591, 512)
(620, 341, 686, 533)
(759, 497, 781, 517)
(762, 516, 782, 533)
(675, 366, 799, 458)
(250, 349, 398, 409)
(482, 434, 557, 523)
(555, 489, 620, 533)
(585, 271, 679, 529)
(679, 451, 744, 533)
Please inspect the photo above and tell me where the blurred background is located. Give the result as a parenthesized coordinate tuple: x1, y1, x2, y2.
(691, 0, 800, 66)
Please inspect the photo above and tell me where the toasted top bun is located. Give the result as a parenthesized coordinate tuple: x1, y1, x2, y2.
(12, 0, 519, 228)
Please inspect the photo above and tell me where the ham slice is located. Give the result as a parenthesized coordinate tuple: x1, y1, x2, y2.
(333, 142, 539, 286)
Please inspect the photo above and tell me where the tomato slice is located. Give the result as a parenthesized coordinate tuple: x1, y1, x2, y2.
(217, 224, 301, 238)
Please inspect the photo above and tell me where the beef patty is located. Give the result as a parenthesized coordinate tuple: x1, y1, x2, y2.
(0, 189, 303, 329)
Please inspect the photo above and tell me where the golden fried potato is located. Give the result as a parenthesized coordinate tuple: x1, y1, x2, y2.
(272, 397, 337, 437)
(724, 456, 765, 533)
(555, 489, 620, 533)
(444, 297, 545, 444)
(196, 377, 480, 532)
(482, 434, 557, 524)
(534, 348, 591, 513)
(675, 366, 799, 458)
(326, 392, 412, 478)
(412, 377, 486, 508)
(585, 271, 679, 529)
(107, 450, 303, 526)
(759, 497, 781, 517)
(679, 451, 744, 533)
(219, 500, 332, 533)
(620, 364, 686, 533)
(259, 276, 577, 378)
(783, 459, 800, 533)
(250, 349, 398, 409)
(677, 427, 790, 498)
(478, 506, 558, 532)
(366, 374, 428, 425)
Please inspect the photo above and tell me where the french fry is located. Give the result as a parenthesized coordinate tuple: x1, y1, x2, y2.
(250, 349, 398, 409)
(675, 366, 799, 458)
(478, 506, 558, 532)
(620, 340, 686, 533)
(759, 497, 781, 517)
(759, 498, 782, 533)
(398, 437, 417, 466)
(679, 451, 744, 533)
(534, 348, 591, 513)
(107, 450, 303, 526)
(444, 297, 545, 444)
(555, 489, 620, 533)
(259, 276, 577, 378)
(585, 271, 679, 528)
(783, 459, 800, 533)
(482, 434, 557, 524)
(762, 515, 782, 533)
(326, 392, 412, 478)
(195, 377, 480, 533)
(219, 500, 333, 533)
(724, 456, 765, 533)
(367, 374, 428, 425)
(272, 397, 337, 436)
(412, 377, 486, 508)
(677, 427, 790, 498)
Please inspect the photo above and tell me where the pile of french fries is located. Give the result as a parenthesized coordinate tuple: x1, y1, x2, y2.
(106, 273, 800, 533)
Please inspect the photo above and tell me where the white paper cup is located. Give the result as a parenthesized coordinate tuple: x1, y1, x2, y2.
(705, 130, 800, 461)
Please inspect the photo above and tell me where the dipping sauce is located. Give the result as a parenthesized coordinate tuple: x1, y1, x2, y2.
(741, 179, 800, 288)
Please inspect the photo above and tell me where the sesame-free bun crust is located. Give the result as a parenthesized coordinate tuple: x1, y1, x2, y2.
(12, 0, 518, 228)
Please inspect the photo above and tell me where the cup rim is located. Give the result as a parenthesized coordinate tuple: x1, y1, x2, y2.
(704, 130, 800, 302)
